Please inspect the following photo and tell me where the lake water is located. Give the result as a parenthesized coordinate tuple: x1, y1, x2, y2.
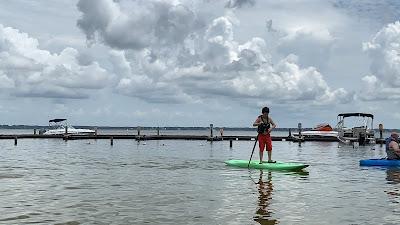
(0, 129, 400, 224)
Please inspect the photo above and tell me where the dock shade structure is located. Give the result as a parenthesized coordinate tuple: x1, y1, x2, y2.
(337, 113, 373, 119)
(337, 113, 374, 128)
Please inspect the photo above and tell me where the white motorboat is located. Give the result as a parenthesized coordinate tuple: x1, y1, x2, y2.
(294, 123, 338, 138)
(299, 130, 338, 137)
(44, 119, 95, 135)
(336, 113, 375, 145)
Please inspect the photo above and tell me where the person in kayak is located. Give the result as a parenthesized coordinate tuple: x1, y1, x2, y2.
(386, 132, 400, 160)
(253, 107, 277, 164)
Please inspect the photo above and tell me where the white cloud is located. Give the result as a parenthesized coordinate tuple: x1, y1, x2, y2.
(77, 0, 201, 50)
(110, 50, 197, 104)
(0, 24, 111, 98)
(332, 0, 400, 26)
(363, 21, 400, 87)
(225, 0, 255, 9)
(360, 21, 400, 101)
(78, 1, 350, 106)
(226, 54, 352, 104)
(278, 28, 335, 68)
(0, 71, 14, 89)
(358, 75, 400, 101)
(3, 0, 400, 126)
(202, 17, 238, 70)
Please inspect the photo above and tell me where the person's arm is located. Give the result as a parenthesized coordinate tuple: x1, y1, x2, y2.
(253, 117, 262, 127)
(267, 117, 276, 133)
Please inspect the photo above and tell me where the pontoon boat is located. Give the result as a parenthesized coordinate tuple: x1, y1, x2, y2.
(336, 113, 375, 145)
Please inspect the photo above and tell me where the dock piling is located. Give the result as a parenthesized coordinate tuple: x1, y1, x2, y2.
(137, 126, 141, 136)
(65, 126, 68, 135)
(298, 123, 302, 137)
(210, 124, 213, 138)
(34, 129, 37, 135)
(229, 139, 233, 148)
(157, 127, 160, 136)
(14, 136, 17, 146)
(110, 137, 114, 146)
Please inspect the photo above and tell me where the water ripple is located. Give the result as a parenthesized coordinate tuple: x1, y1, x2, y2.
(0, 139, 399, 224)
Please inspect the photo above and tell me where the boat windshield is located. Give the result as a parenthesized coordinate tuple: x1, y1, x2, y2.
(48, 119, 73, 129)
(338, 116, 372, 129)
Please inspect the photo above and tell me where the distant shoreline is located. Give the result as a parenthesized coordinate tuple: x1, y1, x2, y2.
(0, 125, 399, 131)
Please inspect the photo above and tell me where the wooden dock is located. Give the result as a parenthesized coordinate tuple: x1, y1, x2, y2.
(0, 133, 385, 144)
(0, 134, 387, 148)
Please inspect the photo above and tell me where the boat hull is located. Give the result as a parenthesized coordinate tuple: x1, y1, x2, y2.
(44, 128, 95, 135)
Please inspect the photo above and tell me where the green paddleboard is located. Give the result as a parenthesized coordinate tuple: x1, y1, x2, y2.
(225, 159, 309, 171)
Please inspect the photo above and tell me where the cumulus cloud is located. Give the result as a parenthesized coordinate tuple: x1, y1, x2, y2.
(202, 17, 237, 70)
(363, 21, 400, 87)
(0, 71, 14, 89)
(77, 0, 202, 50)
(278, 28, 335, 68)
(110, 50, 197, 103)
(77, 0, 349, 106)
(332, 0, 400, 25)
(359, 74, 400, 101)
(224, 54, 352, 104)
(0, 24, 110, 98)
(360, 21, 400, 101)
(225, 0, 255, 8)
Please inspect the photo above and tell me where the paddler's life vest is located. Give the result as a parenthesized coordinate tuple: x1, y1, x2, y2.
(386, 137, 400, 160)
(257, 115, 270, 134)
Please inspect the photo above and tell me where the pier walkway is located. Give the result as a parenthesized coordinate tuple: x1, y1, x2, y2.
(0, 134, 385, 144)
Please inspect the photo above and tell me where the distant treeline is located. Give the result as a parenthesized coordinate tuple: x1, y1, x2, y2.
(0, 125, 267, 130)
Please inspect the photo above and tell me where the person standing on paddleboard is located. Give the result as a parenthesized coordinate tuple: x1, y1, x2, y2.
(253, 107, 276, 164)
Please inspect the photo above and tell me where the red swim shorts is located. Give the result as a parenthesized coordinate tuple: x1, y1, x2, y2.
(258, 133, 272, 152)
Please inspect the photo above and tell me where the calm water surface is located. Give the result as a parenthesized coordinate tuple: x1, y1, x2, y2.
(0, 133, 400, 224)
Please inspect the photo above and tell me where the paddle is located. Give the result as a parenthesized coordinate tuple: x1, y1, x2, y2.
(248, 134, 259, 168)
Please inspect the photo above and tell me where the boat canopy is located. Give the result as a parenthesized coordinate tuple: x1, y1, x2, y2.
(337, 113, 374, 119)
(49, 119, 67, 123)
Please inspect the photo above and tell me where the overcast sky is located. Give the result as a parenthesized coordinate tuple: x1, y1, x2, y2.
(0, 0, 400, 128)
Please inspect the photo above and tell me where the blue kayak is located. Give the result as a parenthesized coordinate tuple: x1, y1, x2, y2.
(360, 158, 400, 167)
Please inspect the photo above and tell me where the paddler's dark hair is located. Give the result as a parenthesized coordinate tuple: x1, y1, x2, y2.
(262, 107, 269, 114)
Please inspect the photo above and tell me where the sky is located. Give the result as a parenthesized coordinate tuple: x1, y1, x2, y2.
(0, 0, 400, 128)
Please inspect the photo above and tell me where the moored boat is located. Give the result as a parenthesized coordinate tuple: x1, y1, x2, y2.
(43, 119, 95, 135)
(294, 123, 338, 138)
(336, 113, 375, 145)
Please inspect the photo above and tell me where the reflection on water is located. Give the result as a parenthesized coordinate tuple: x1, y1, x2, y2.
(253, 170, 278, 225)
(386, 168, 400, 199)
(386, 168, 400, 184)
(384, 168, 400, 224)
(2, 138, 400, 224)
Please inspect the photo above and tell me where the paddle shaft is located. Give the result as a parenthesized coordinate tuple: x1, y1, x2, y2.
(248, 134, 259, 168)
